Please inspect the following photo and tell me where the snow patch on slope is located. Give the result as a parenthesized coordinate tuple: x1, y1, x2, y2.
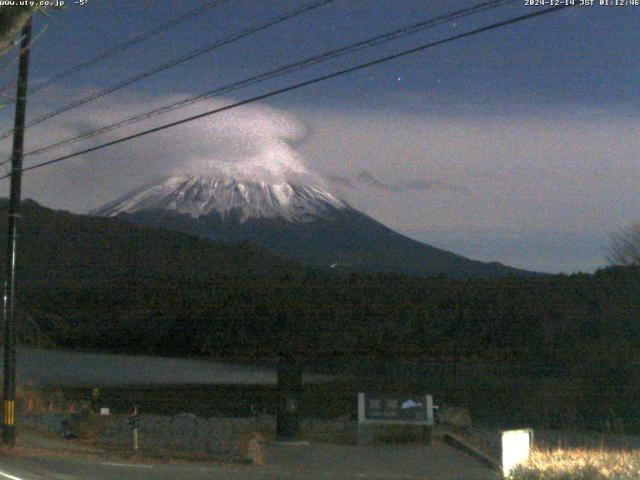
(94, 175, 348, 223)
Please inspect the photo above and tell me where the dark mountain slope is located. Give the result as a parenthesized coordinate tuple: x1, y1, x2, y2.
(95, 175, 538, 279)
(119, 207, 532, 278)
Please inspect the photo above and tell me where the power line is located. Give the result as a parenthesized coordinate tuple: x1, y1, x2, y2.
(0, 0, 230, 99)
(0, 54, 20, 88)
(13, 4, 572, 176)
(0, 0, 335, 143)
(31, 0, 229, 95)
(24, 0, 518, 159)
(2, 4, 573, 180)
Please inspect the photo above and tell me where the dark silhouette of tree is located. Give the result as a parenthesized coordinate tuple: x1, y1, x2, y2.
(609, 223, 640, 266)
(0, 6, 39, 56)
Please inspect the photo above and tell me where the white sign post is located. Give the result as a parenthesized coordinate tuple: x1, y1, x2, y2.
(501, 429, 532, 477)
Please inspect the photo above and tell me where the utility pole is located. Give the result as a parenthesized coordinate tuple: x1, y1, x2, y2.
(2, 16, 33, 447)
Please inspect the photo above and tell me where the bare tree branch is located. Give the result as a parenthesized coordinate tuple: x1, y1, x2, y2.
(609, 224, 640, 266)
(0, 6, 39, 57)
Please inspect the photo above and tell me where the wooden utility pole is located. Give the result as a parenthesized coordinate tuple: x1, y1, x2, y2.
(2, 16, 32, 447)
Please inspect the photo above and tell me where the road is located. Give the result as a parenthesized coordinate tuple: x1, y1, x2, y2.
(0, 440, 497, 480)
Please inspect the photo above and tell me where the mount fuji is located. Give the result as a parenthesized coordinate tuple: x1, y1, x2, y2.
(96, 176, 347, 223)
(94, 175, 536, 278)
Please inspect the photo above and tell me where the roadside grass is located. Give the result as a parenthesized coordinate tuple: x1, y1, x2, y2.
(508, 447, 640, 480)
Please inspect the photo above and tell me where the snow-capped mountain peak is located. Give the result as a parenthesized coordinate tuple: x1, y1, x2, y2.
(94, 175, 348, 223)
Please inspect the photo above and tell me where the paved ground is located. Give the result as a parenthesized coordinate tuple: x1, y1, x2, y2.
(0, 437, 497, 480)
(263, 441, 497, 479)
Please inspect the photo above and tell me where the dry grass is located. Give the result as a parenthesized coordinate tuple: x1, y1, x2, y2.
(508, 447, 640, 479)
(16, 384, 88, 415)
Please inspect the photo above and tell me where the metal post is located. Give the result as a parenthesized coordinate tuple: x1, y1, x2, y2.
(2, 17, 32, 447)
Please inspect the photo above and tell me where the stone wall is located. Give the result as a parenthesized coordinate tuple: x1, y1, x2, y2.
(22, 413, 275, 458)
(22, 412, 70, 435)
(357, 423, 432, 445)
(300, 417, 353, 435)
(24, 412, 430, 453)
(101, 414, 275, 455)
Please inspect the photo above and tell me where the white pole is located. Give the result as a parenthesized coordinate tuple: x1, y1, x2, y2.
(357, 393, 366, 423)
(426, 395, 434, 426)
(133, 405, 139, 451)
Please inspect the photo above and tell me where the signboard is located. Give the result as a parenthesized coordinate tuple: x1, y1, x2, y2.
(501, 429, 532, 477)
(358, 393, 433, 425)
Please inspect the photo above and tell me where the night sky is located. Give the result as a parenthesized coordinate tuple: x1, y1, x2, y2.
(0, 0, 638, 273)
